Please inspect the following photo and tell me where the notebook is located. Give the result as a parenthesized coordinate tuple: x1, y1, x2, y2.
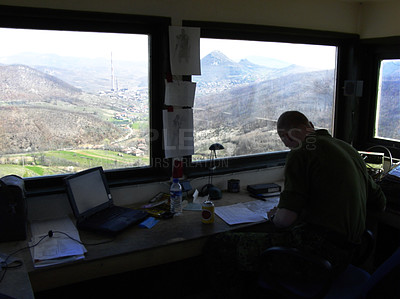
(65, 167, 148, 234)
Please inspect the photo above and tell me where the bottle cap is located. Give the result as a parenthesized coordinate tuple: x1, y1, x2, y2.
(172, 178, 179, 183)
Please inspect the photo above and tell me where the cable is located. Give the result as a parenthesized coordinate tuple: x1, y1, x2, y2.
(49, 230, 115, 246)
(0, 234, 48, 284)
(366, 145, 393, 171)
(0, 230, 114, 285)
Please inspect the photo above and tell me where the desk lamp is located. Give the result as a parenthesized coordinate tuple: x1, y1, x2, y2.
(200, 143, 224, 200)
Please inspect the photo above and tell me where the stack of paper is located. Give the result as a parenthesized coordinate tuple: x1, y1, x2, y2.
(29, 217, 87, 268)
(215, 199, 279, 225)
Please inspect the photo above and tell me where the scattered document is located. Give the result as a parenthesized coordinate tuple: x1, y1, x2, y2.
(164, 80, 196, 107)
(169, 26, 201, 75)
(29, 217, 87, 268)
(215, 199, 278, 225)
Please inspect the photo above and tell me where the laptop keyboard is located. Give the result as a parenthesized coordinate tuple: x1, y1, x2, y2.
(89, 206, 126, 224)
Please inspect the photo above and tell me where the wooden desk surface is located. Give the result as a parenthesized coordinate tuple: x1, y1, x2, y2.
(0, 240, 35, 299)
(22, 191, 277, 292)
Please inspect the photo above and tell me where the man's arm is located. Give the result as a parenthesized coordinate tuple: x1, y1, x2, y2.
(269, 207, 298, 228)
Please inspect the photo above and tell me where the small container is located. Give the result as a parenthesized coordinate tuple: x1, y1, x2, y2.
(227, 179, 240, 193)
(201, 199, 215, 224)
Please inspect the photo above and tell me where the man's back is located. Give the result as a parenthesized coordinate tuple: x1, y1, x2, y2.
(279, 129, 385, 243)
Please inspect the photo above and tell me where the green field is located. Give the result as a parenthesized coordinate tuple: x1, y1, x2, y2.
(0, 149, 149, 178)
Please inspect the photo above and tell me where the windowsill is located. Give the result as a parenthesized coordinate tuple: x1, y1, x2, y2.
(24, 152, 288, 197)
(185, 151, 288, 179)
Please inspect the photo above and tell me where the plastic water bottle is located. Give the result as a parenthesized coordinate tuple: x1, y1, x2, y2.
(170, 178, 182, 215)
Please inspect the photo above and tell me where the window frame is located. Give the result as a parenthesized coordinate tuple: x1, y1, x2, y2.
(0, 5, 171, 196)
(0, 7, 361, 195)
(356, 37, 400, 159)
(181, 20, 359, 179)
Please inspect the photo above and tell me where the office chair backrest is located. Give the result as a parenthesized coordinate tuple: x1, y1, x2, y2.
(361, 246, 400, 298)
(259, 245, 400, 299)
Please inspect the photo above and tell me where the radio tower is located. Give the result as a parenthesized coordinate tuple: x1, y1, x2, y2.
(111, 52, 116, 91)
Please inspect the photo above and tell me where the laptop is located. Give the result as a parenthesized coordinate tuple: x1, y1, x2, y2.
(65, 167, 148, 234)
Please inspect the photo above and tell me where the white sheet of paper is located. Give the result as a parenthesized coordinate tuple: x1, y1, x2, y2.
(165, 80, 196, 107)
(29, 217, 87, 267)
(163, 108, 194, 158)
(169, 26, 201, 75)
(215, 201, 274, 225)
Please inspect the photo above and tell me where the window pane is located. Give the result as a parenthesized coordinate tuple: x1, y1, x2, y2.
(193, 38, 337, 160)
(0, 28, 149, 178)
(375, 59, 400, 141)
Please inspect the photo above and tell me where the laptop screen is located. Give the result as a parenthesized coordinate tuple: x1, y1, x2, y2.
(66, 167, 111, 216)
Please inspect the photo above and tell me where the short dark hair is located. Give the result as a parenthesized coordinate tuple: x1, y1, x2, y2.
(277, 111, 310, 131)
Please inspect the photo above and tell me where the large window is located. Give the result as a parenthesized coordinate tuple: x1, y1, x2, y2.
(192, 38, 337, 160)
(375, 59, 400, 142)
(0, 28, 149, 178)
(0, 6, 169, 193)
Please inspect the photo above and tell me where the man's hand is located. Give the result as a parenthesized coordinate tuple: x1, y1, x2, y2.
(267, 207, 298, 228)
(267, 206, 278, 220)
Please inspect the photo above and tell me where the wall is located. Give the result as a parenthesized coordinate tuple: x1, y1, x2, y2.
(0, 0, 359, 33)
(360, 1, 400, 39)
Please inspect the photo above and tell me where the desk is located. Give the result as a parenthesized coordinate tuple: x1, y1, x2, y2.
(0, 240, 35, 299)
(1, 191, 278, 296)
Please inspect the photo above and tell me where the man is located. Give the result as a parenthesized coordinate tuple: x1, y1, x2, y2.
(203, 111, 386, 297)
(269, 111, 386, 270)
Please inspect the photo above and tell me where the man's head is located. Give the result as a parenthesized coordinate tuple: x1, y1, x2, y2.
(277, 111, 315, 149)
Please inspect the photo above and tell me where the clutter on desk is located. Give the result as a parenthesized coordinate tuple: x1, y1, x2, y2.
(227, 179, 240, 193)
(170, 178, 183, 215)
(183, 189, 204, 211)
(142, 192, 170, 209)
(201, 199, 215, 224)
(142, 192, 174, 218)
(198, 143, 225, 200)
(215, 199, 278, 225)
(29, 217, 86, 268)
(247, 183, 281, 200)
(386, 162, 400, 182)
(139, 217, 160, 229)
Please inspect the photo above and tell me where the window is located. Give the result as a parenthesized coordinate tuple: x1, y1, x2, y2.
(375, 59, 400, 142)
(0, 6, 170, 194)
(192, 38, 337, 161)
(355, 41, 400, 160)
(0, 28, 149, 178)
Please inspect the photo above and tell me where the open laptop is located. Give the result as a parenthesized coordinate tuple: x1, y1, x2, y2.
(65, 167, 148, 234)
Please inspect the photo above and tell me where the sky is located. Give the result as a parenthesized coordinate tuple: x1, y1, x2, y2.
(200, 38, 337, 70)
(0, 27, 336, 69)
(0, 28, 148, 62)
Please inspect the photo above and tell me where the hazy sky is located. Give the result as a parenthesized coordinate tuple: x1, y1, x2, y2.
(0, 28, 148, 62)
(200, 38, 337, 70)
(0, 27, 336, 69)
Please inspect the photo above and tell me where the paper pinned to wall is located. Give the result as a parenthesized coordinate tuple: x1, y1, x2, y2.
(169, 26, 201, 75)
(163, 108, 194, 158)
(165, 80, 196, 107)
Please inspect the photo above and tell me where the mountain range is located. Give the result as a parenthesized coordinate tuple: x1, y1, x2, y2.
(0, 64, 123, 154)
(194, 50, 315, 94)
(0, 52, 147, 93)
(2, 49, 398, 156)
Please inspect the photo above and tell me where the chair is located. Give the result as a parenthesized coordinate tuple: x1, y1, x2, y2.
(359, 246, 400, 298)
(257, 230, 392, 299)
